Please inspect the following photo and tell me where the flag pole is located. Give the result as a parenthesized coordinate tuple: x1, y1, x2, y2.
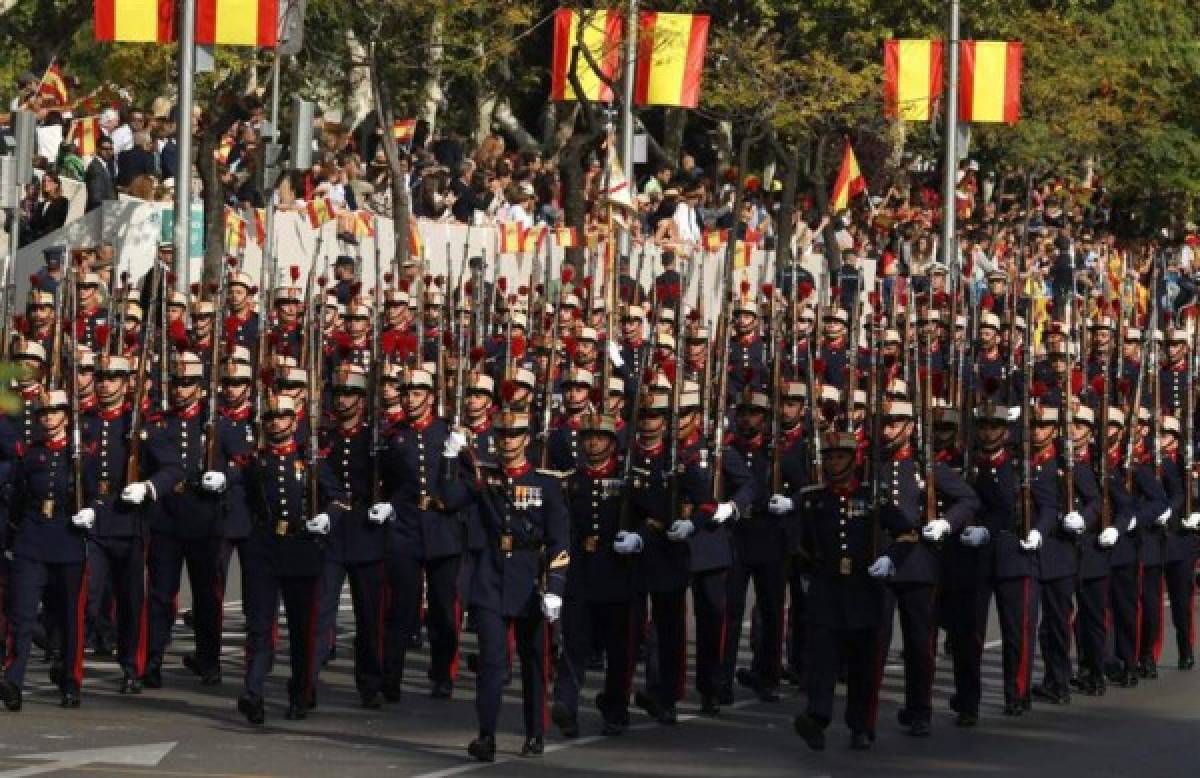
(173, 0, 198, 293)
(940, 0, 960, 268)
(617, 0, 638, 263)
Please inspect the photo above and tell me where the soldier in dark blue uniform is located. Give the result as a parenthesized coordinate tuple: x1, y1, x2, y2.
(222, 271, 260, 351)
(551, 413, 633, 738)
(965, 401, 1059, 716)
(0, 391, 89, 711)
(868, 399, 978, 736)
(376, 366, 465, 701)
(7, 340, 48, 448)
(0, 413, 17, 665)
(142, 357, 224, 689)
(1161, 414, 1199, 669)
(73, 272, 109, 352)
(1134, 408, 1173, 680)
(268, 284, 305, 360)
(438, 411, 570, 762)
(726, 284, 766, 399)
(722, 388, 788, 703)
(817, 307, 852, 391)
(1034, 404, 1099, 705)
(312, 371, 388, 708)
(791, 431, 893, 752)
(237, 395, 348, 724)
(545, 367, 594, 471)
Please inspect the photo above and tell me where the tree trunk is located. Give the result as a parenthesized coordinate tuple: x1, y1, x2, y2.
(419, 12, 446, 139)
(199, 130, 225, 286)
(492, 99, 540, 152)
(773, 139, 804, 270)
(369, 44, 411, 272)
(663, 108, 686, 167)
(343, 30, 375, 140)
(810, 132, 842, 273)
(713, 120, 733, 179)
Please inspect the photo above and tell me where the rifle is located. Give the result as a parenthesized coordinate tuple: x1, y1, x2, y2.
(538, 265, 572, 469)
(1123, 257, 1156, 490)
(49, 252, 70, 389)
(0, 234, 15, 360)
(69, 262, 83, 514)
(1185, 301, 1200, 522)
(768, 282, 786, 495)
(308, 257, 331, 518)
(1063, 292, 1076, 514)
(370, 241, 384, 503)
(127, 265, 161, 485)
(204, 258, 231, 472)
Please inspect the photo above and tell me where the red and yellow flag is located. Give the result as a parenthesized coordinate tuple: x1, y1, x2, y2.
(392, 119, 416, 144)
(958, 41, 1022, 124)
(498, 222, 523, 255)
(521, 225, 547, 254)
(408, 222, 423, 257)
(553, 227, 579, 249)
(633, 13, 709, 108)
(353, 210, 376, 239)
(253, 208, 266, 244)
(195, 0, 278, 47)
(829, 140, 866, 212)
(702, 229, 726, 252)
(733, 241, 753, 271)
(94, 0, 176, 42)
(38, 64, 70, 106)
(305, 196, 335, 229)
(66, 117, 104, 157)
(883, 39, 944, 122)
(550, 8, 623, 102)
(224, 207, 247, 252)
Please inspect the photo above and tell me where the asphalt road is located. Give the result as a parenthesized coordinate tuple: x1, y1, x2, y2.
(0, 566, 1197, 778)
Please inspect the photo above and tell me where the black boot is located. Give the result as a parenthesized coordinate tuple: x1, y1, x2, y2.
(520, 736, 544, 757)
(551, 700, 579, 738)
(0, 679, 22, 712)
(238, 693, 265, 725)
(793, 713, 826, 752)
(467, 735, 496, 763)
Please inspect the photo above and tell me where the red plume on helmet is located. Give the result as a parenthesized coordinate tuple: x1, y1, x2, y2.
(398, 278, 411, 293)
(469, 346, 485, 366)
(501, 379, 518, 405)
(981, 293, 995, 309)
(1029, 379, 1048, 399)
(511, 334, 527, 359)
(581, 275, 593, 291)
(761, 283, 774, 298)
(812, 357, 827, 379)
(289, 265, 300, 283)
(190, 282, 201, 297)
(442, 331, 455, 348)
(797, 280, 814, 300)
(739, 279, 750, 296)
(868, 291, 881, 309)
(94, 324, 111, 350)
(1070, 367, 1084, 394)
(12, 314, 27, 335)
(518, 285, 530, 296)
(497, 276, 508, 292)
(333, 331, 353, 358)
(561, 265, 575, 284)
(1090, 375, 1106, 397)
(168, 319, 189, 351)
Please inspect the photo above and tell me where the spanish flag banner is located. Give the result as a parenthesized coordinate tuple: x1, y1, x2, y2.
(553, 227, 579, 249)
(633, 12, 709, 108)
(38, 64, 70, 106)
(408, 221, 424, 257)
(195, 0, 278, 47)
(883, 39, 944, 122)
(393, 119, 417, 144)
(224, 207, 247, 252)
(702, 229, 727, 252)
(958, 41, 1022, 124)
(94, 0, 176, 43)
(66, 117, 104, 157)
(733, 241, 754, 271)
(521, 225, 548, 254)
(550, 8, 623, 102)
(305, 196, 336, 229)
(498, 223, 523, 255)
(353, 210, 376, 239)
(829, 140, 866, 212)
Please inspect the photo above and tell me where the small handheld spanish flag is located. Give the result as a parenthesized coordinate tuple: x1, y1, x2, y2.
(354, 210, 376, 239)
(66, 117, 103, 157)
(521, 225, 547, 254)
(305, 197, 336, 229)
(554, 227, 579, 249)
(702, 229, 726, 252)
(829, 140, 866, 212)
(498, 223, 524, 255)
(37, 64, 69, 106)
(393, 119, 417, 144)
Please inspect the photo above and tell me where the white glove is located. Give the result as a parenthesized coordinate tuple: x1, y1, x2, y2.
(607, 340, 624, 369)
(541, 593, 562, 623)
(666, 519, 695, 541)
(922, 518, 951, 542)
(71, 508, 95, 530)
(1127, 516, 1137, 533)
(1098, 526, 1120, 547)
(767, 494, 794, 515)
(1156, 508, 1172, 527)
(712, 502, 737, 524)
(368, 502, 394, 524)
(443, 429, 468, 458)
(960, 526, 990, 547)
(306, 513, 331, 535)
(1007, 407, 1021, 422)
(121, 481, 148, 504)
(867, 556, 894, 578)
(1019, 529, 1042, 551)
(1062, 511, 1085, 534)
(1183, 512, 1200, 531)
(200, 471, 226, 493)
(613, 530, 643, 554)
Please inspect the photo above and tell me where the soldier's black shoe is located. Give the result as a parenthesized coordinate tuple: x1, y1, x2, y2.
(551, 700, 579, 738)
(793, 713, 826, 752)
(716, 683, 734, 706)
(519, 736, 544, 757)
(143, 665, 163, 689)
(284, 699, 308, 720)
(382, 680, 402, 703)
(635, 690, 664, 720)
(120, 675, 143, 695)
(360, 691, 383, 709)
(1137, 660, 1158, 680)
(0, 679, 22, 712)
(47, 663, 63, 687)
(896, 707, 912, 727)
(700, 695, 720, 715)
(907, 720, 931, 737)
(955, 712, 978, 727)
(430, 679, 453, 699)
(1032, 684, 1069, 705)
(467, 735, 496, 763)
(1179, 654, 1195, 670)
(238, 694, 265, 725)
(601, 710, 626, 735)
(60, 690, 80, 708)
(657, 704, 677, 725)
(184, 655, 222, 686)
(849, 731, 872, 750)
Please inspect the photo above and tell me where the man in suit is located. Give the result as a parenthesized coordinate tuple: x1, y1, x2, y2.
(85, 138, 117, 212)
(116, 131, 158, 189)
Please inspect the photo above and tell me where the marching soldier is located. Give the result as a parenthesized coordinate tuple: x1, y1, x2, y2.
(237, 395, 347, 724)
(1072, 406, 1117, 696)
(223, 271, 260, 351)
(545, 367, 594, 471)
(727, 283, 766, 398)
(1161, 415, 1199, 669)
(438, 411, 569, 762)
(551, 413, 633, 738)
(791, 432, 891, 752)
(0, 391, 89, 710)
